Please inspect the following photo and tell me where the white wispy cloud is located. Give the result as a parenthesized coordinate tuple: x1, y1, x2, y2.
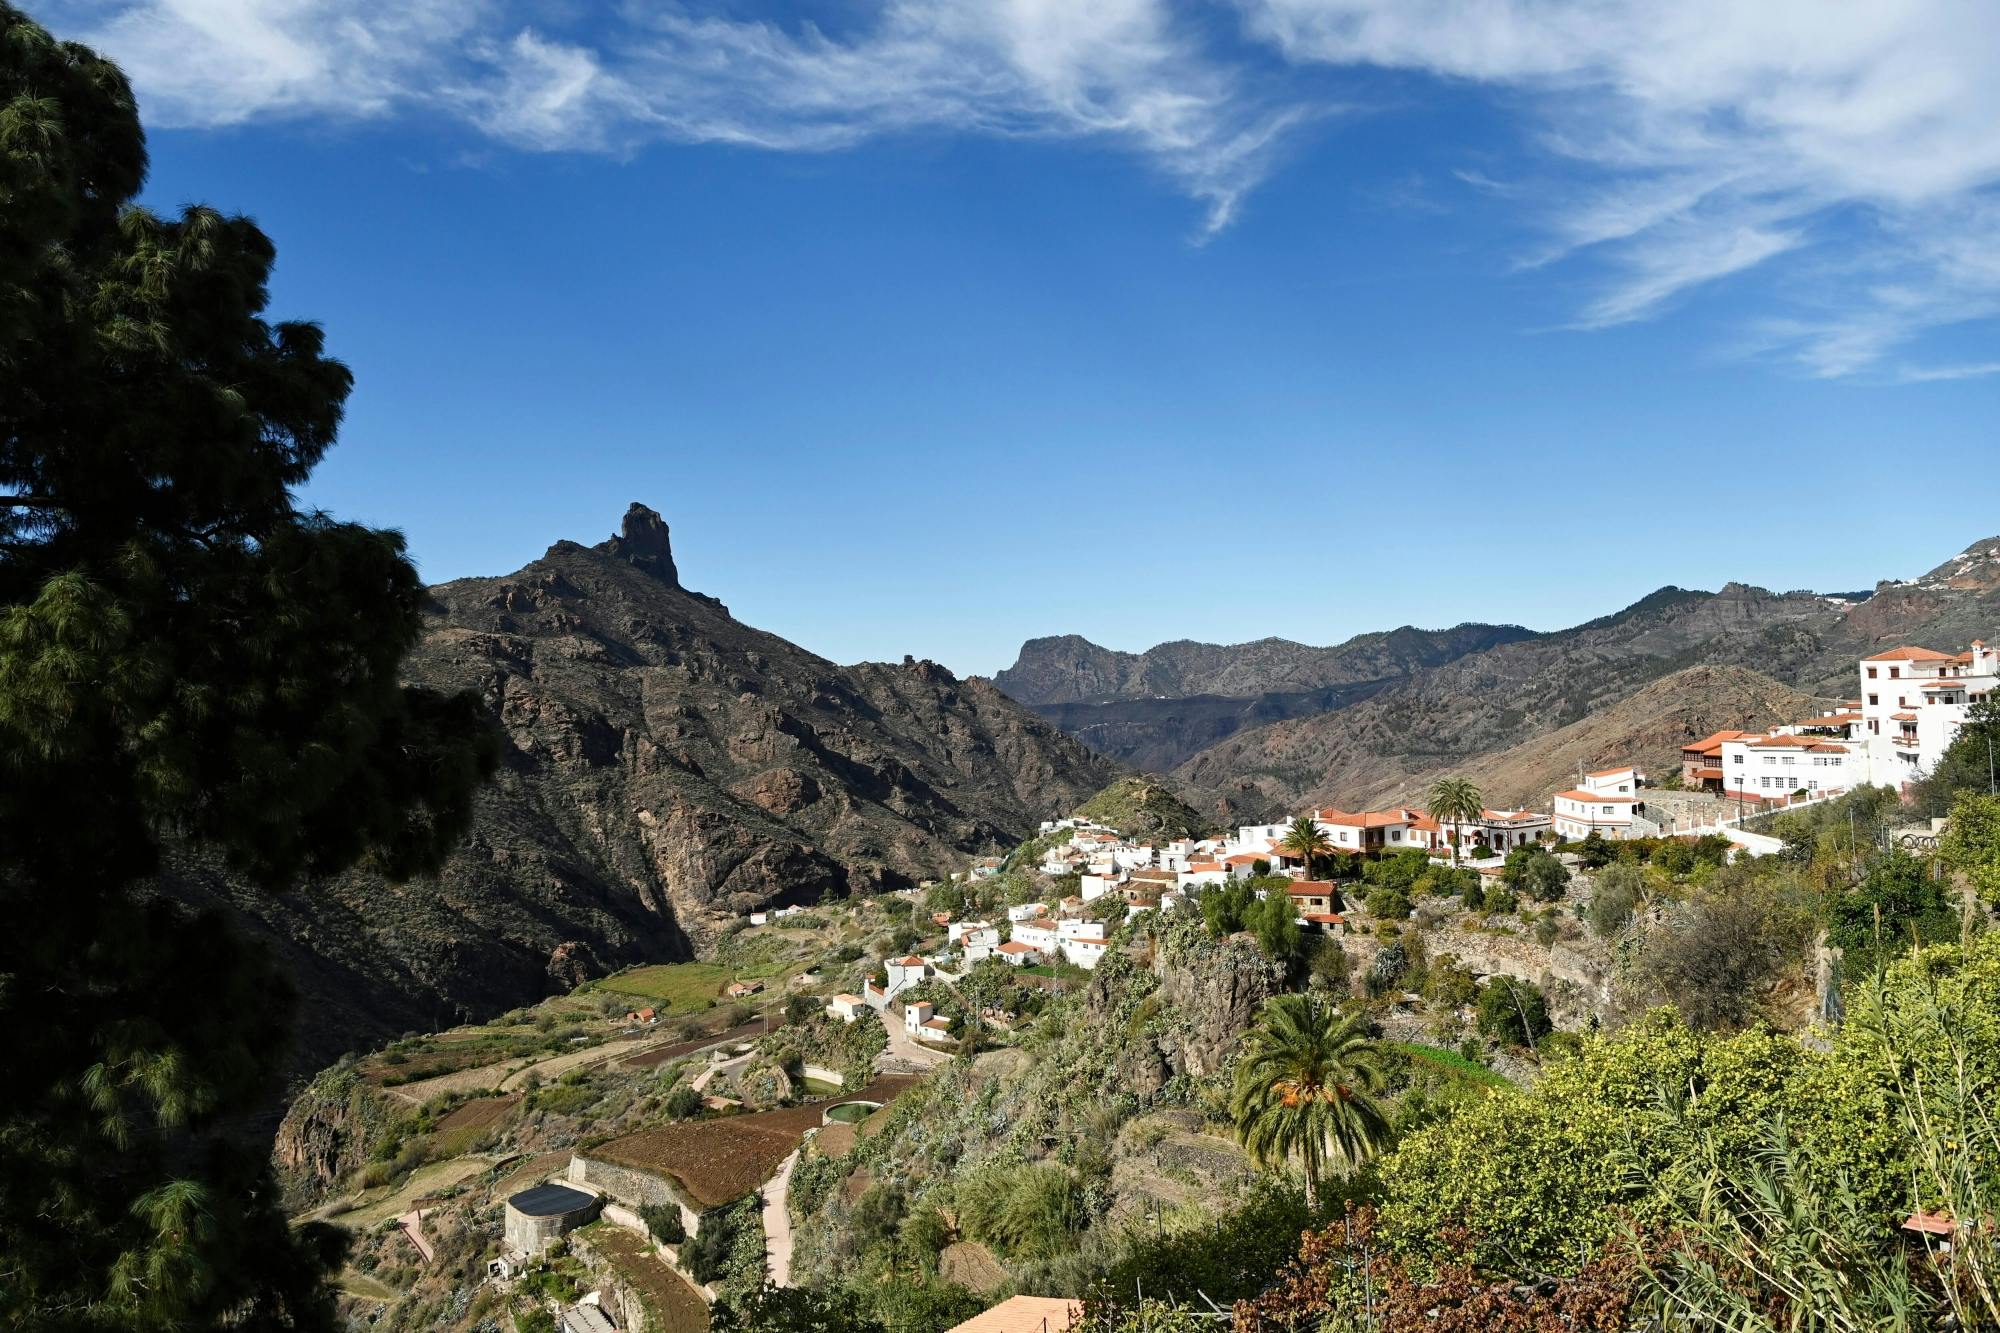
(1232, 0, 2000, 373)
(39, 0, 2000, 373)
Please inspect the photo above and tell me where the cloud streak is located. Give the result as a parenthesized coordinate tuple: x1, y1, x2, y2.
(41, 0, 2000, 373)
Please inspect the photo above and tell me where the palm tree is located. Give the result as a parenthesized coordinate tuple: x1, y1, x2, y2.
(1277, 815, 1334, 879)
(1427, 776, 1485, 867)
(1231, 992, 1388, 1212)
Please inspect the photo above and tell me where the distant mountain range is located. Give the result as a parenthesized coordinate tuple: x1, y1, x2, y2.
(999, 536, 2000, 819)
(168, 505, 1120, 1076)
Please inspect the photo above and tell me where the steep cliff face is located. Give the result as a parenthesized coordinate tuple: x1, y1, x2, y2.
(169, 505, 1122, 1076)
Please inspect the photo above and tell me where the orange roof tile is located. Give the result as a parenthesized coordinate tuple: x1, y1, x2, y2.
(1587, 765, 1635, 778)
(1866, 645, 1957, 662)
(1313, 808, 1411, 828)
(1556, 789, 1637, 803)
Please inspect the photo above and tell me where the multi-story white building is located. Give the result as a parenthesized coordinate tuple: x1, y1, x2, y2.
(1719, 734, 1854, 805)
(1552, 766, 1647, 840)
(1854, 641, 1997, 787)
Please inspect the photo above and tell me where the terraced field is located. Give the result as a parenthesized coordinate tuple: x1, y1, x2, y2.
(595, 1074, 922, 1208)
(585, 1224, 710, 1333)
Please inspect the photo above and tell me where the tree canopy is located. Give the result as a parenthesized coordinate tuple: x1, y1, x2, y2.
(0, 7, 495, 1327)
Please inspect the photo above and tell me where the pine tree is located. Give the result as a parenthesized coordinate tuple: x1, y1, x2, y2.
(0, 7, 496, 1327)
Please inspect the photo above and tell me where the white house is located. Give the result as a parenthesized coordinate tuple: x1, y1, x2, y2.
(1855, 640, 1999, 788)
(947, 919, 993, 945)
(1113, 845, 1155, 870)
(826, 994, 866, 1023)
(1080, 871, 1122, 902)
(884, 955, 929, 997)
(748, 911, 769, 926)
(1060, 934, 1109, 969)
(1177, 860, 1229, 890)
(1010, 918, 1061, 952)
(1450, 808, 1553, 854)
(903, 1001, 953, 1044)
(1552, 767, 1647, 840)
(996, 940, 1042, 967)
(1720, 734, 1854, 805)
(1006, 902, 1047, 923)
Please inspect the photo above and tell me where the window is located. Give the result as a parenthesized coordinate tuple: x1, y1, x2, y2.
(1868, 667, 1878, 679)
(1868, 694, 1878, 705)
(1891, 667, 1901, 679)
(1733, 753, 1744, 763)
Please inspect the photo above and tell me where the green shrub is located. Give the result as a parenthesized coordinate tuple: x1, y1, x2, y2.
(1476, 976, 1550, 1048)
(640, 1202, 686, 1244)
(958, 1163, 1083, 1258)
(1365, 883, 1412, 920)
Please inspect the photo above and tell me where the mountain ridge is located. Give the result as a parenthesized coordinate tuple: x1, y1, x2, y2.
(166, 504, 1123, 1078)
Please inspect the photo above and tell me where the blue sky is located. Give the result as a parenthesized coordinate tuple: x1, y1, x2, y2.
(41, 1, 2000, 675)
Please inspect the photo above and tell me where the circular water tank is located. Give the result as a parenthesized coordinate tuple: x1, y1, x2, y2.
(504, 1183, 599, 1256)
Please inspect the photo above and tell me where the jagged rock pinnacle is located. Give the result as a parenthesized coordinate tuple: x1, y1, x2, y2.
(600, 503, 678, 584)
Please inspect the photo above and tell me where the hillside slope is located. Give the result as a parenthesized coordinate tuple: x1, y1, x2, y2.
(1382, 665, 1829, 809)
(166, 505, 1121, 1074)
(1174, 539, 2000, 816)
(1175, 582, 1843, 814)
(995, 624, 1534, 705)
(996, 624, 1533, 768)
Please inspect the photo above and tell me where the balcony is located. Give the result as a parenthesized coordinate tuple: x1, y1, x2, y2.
(1893, 732, 1922, 750)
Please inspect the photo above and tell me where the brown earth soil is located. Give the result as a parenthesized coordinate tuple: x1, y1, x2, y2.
(597, 1075, 921, 1208)
(619, 1019, 770, 1070)
(587, 1224, 711, 1333)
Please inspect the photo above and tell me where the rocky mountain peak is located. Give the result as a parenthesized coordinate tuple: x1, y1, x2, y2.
(596, 502, 679, 584)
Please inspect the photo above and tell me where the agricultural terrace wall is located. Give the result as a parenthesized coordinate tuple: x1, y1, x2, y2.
(801, 1065, 846, 1087)
(569, 1155, 704, 1229)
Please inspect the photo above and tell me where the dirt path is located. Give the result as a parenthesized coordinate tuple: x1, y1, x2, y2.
(877, 1004, 951, 1071)
(495, 1035, 658, 1093)
(762, 1144, 804, 1286)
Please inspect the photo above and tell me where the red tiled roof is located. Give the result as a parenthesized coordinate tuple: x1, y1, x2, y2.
(1313, 808, 1410, 828)
(1301, 912, 1345, 924)
(1587, 765, 1635, 778)
(1892, 712, 1918, 722)
(996, 941, 1037, 954)
(1866, 646, 1956, 662)
(898, 955, 926, 967)
(1556, 790, 1637, 803)
(1286, 881, 1336, 898)
(1684, 729, 1754, 754)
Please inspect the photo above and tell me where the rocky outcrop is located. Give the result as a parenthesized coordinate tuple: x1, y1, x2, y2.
(1096, 922, 1280, 1099)
(272, 1067, 394, 1201)
(166, 505, 1122, 1080)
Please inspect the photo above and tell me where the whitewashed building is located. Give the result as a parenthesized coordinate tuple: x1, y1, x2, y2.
(1552, 767, 1647, 840)
(1855, 641, 1998, 787)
